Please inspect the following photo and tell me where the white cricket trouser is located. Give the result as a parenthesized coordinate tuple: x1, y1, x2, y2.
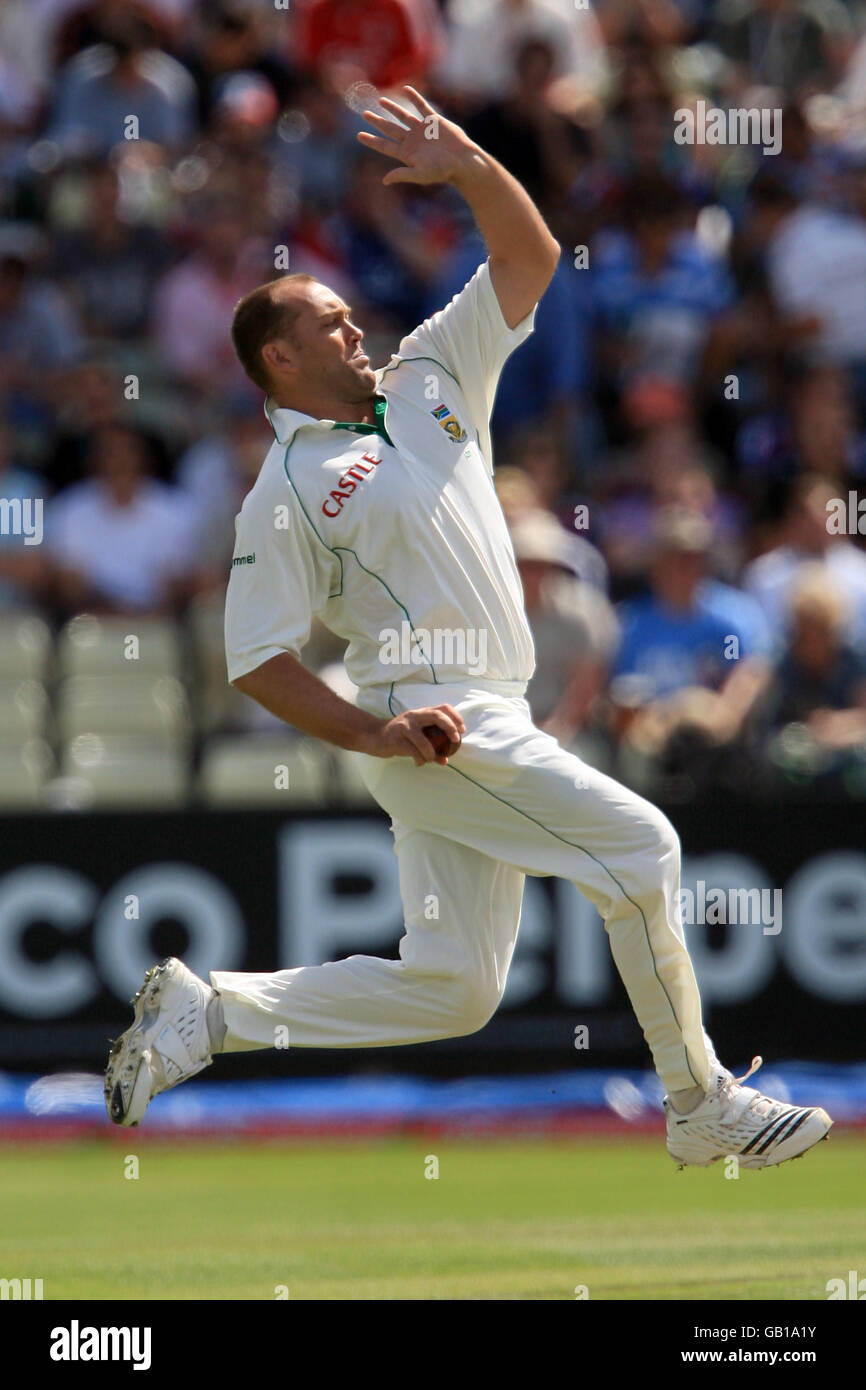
(211, 678, 712, 1092)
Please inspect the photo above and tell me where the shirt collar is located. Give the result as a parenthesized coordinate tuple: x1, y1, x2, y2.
(263, 396, 331, 446)
(264, 372, 388, 447)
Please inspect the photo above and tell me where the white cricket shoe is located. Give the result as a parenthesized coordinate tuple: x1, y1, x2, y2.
(105, 957, 215, 1127)
(665, 1056, 833, 1169)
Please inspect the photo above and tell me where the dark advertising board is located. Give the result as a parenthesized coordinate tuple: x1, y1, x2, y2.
(0, 798, 864, 1076)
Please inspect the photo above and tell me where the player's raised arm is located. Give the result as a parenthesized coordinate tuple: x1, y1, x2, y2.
(358, 86, 560, 328)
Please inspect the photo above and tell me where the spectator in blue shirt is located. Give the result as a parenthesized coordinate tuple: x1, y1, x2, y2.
(0, 253, 84, 439)
(428, 232, 591, 468)
(590, 177, 736, 393)
(611, 507, 772, 783)
(49, 13, 196, 155)
(330, 151, 442, 330)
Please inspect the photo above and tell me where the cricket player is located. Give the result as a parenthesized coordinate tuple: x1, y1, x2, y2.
(106, 88, 832, 1168)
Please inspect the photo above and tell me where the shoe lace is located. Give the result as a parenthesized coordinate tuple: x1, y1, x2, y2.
(733, 1055, 763, 1088)
(718, 1055, 770, 1121)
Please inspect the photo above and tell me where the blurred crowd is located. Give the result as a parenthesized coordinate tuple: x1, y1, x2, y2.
(2, 0, 866, 804)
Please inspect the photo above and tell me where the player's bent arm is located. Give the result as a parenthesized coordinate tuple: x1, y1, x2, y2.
(231, 652, 466, 767)
(451, 149, 560, 329)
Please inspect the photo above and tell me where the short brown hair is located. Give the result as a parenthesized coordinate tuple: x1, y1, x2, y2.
(231, 273, 318, 391)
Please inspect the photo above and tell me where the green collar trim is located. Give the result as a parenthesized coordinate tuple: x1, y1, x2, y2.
(330, 395, 393, 447)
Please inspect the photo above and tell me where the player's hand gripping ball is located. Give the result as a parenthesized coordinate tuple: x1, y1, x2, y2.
(423, 724, 461, 759)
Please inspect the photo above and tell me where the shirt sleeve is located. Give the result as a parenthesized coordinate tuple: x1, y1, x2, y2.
(398, 258, 537, 469)
(224, 478, 340, 683)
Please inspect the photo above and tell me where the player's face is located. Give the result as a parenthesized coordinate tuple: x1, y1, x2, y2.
(278, 282, 377, 403)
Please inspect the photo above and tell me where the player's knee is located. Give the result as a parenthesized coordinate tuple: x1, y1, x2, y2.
(401, 956, 504, 1037)
(657, 811, 681, 864)
(448, 972, 502, 1036)
(640, 802, 681, 869)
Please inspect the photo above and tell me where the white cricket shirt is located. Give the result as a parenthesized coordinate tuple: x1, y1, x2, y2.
(224, 259, 538, 700)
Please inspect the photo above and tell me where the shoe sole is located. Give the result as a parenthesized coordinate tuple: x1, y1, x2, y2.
(105, 958, 206, 1127)
(669, 1108, 834, 1169)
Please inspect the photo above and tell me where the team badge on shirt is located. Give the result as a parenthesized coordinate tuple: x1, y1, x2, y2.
(430, 403, 467, 444)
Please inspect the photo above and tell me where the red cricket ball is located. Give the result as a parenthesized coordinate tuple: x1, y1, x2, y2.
(422, 724, 461, 758)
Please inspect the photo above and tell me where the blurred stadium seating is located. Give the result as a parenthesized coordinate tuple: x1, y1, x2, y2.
(0, 0, 864, 809)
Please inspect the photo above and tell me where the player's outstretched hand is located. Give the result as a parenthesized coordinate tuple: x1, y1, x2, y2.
(357, 86, 476, 187)
(361, 703, 465, 766)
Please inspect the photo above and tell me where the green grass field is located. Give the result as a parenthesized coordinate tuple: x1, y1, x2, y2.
(1, 1130, 862, 1300)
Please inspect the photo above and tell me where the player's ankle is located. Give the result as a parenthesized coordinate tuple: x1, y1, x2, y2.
(207, 994, 226, 1053)
(668, 1084, 706, 1115)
